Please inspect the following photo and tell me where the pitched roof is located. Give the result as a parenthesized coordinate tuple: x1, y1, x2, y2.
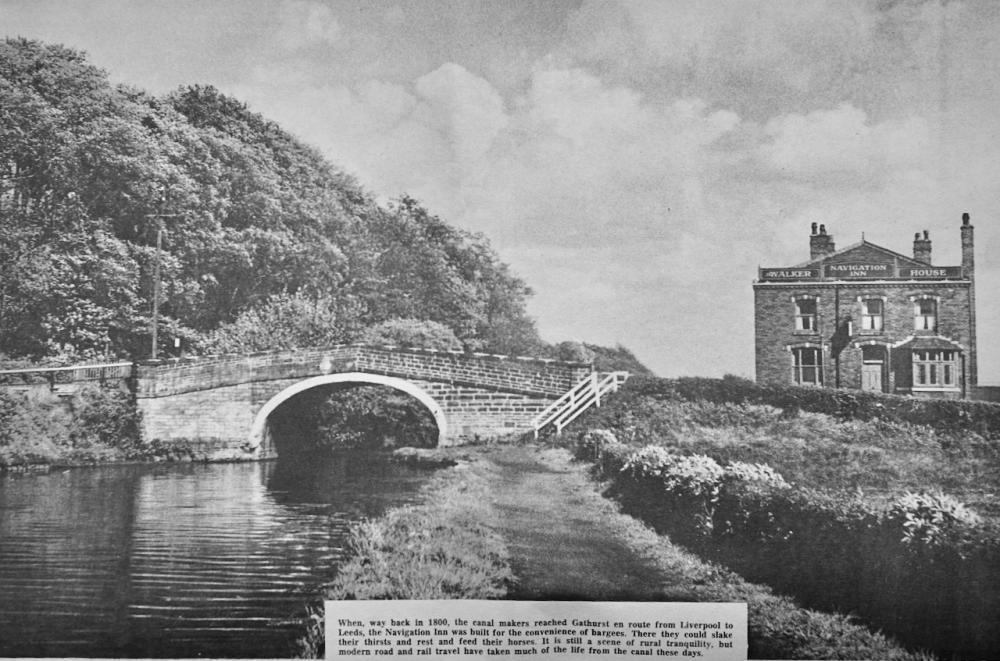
(793, 240, 926, 269)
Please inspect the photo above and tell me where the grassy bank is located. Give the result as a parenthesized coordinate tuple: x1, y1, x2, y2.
(302, 443, 925, 660)
(297, 454, 513, 657)
(565, 376, 1000, 658)
(0, 386, 153, 469)
(575, 380, 1000, 518)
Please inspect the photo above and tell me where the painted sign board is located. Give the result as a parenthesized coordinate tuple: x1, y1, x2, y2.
(759, 268, 819, 281)
(899, 266, 963, 279)
(825, 263, 893, 279)
(759, 264, 965, 281)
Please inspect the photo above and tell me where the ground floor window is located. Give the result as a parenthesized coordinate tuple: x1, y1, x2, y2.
(913, 350, 957, 387)
(792, 347, 823, 386)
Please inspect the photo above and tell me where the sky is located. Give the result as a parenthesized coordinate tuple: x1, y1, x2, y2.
(2, 0, 998, 382)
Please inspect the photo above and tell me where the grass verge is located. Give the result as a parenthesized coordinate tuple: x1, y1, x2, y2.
(296, 455, 513, 658)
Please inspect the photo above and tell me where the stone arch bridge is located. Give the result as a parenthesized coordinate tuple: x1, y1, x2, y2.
(133, 344, 593, 458)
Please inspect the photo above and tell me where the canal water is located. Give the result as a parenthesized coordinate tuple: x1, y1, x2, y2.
(0, 453, 434, 658)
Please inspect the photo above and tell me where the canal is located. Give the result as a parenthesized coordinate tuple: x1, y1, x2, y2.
(0, 452, 435, 658)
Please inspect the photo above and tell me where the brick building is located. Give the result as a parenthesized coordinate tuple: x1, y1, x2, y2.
(754, 214, 977, 398)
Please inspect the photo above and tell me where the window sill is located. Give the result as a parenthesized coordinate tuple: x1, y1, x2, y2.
(912, 386, 960, 392)
(792, 330, 820, 336)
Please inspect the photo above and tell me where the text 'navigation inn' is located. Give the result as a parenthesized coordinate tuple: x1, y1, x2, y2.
(754, 214, 977, 398)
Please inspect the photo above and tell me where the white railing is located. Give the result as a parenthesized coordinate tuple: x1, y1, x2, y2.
(532, 371, 629, 438)
(0, 361, 133, 386)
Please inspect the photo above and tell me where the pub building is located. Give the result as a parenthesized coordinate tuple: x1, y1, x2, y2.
(754, 214, 977, 399)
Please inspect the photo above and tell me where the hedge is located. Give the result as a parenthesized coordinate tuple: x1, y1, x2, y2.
(620, 374, 1000, 439)
(577, 430, 1000, 660)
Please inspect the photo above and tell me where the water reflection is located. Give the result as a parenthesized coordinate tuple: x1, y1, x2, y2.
(0, 453, 430, 657)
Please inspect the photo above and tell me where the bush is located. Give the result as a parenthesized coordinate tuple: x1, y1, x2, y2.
(581, 431, 1000, 659)
(201, 291, 357, 354)
(0, 385, 144, 467)
(360, 318, 462, 352)
(887, 490, 982, 547)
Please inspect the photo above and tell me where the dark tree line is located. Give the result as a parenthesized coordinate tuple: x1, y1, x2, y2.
(0, 38, 651, 452)
(1, 38, 547, 363)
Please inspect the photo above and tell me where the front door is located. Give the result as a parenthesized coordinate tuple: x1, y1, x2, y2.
(862, 362, 883, 392)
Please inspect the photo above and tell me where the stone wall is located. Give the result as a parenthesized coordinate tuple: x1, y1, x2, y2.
(134, 345, 587, 452)
(135, 345, 585, 398)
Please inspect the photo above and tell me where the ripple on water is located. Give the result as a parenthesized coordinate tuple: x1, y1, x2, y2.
(0, 452, 431, 658)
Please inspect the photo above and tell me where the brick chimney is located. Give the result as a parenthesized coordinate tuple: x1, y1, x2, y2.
(961, 213, 974, 277)
(961, 212, 977, 388)
(810, 223, 836, 260)
(913, 230, 932, 264)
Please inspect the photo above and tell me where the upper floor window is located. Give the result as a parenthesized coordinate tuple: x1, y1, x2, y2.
(914, 298, 937, 331)
(861, 299, 884, 331)
(795, 298, 817, 332)
(792, 347, 823, 386)
(913, 350, 956, 388)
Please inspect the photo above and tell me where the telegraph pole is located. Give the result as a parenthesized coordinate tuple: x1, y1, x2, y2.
(145, 186, 182, 360)
(151, 221, 163, 359)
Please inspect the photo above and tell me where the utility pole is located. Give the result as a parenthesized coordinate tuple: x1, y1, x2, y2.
(151, 220, 163, 360)
(145, 186, 182, 360)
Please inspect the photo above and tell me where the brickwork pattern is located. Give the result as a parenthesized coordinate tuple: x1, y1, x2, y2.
(755, 281, 973, 397)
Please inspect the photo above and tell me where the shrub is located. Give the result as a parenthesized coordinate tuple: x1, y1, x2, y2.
(586, 432, 1000, 658)
(0, 385, 144, 467)
(201, 291, 357, 354)
(887, 490, 983, 547)
(724, 461, 791, 490)
(360, 318, 462, 352)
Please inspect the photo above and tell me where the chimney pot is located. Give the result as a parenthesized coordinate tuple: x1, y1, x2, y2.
(962, 212, 970, 225)
(809, 224, 835, 259)
(913, 229, 932, 265)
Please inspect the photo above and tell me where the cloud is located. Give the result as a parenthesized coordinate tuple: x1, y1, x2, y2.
(413, 63, 507, 171)
(756, 103, 932, 187)
(273, 0, 343, 49)
(222, 0, 999, 379)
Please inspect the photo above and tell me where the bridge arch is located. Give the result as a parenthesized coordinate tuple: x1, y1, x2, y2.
(248, 372, 448, 449)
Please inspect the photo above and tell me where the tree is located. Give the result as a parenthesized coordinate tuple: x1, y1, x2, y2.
(200, 291, 361, 354)
(360, 319, 463, 352)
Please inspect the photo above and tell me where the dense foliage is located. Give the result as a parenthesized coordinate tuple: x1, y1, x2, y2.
(577, 432, 1000, 659)
(0, 38, 654, 461)
(0, 385, 145, 467)
(0, 38, 543, 362)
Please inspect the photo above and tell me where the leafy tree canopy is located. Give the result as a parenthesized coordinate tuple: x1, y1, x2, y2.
(0, 38, 546, 362)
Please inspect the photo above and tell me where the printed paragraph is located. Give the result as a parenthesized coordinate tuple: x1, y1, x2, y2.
(327, 601, 746, 660)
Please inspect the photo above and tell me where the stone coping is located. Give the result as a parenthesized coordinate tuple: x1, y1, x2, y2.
(136, 343, 590, 369)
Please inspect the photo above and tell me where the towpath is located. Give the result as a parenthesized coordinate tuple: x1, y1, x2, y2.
(481, 444, 691, 600)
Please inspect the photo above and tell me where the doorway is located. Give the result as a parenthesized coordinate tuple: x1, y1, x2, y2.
(861, 345, 887, 393)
